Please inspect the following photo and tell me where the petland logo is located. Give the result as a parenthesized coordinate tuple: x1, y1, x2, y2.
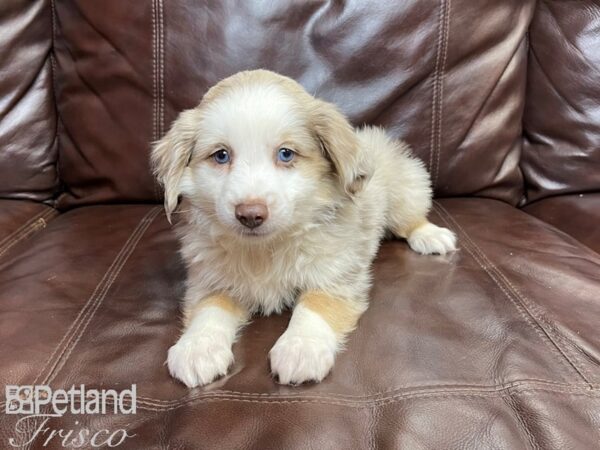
(5, 384, 137, 448)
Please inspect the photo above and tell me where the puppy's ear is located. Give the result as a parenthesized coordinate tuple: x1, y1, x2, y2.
(151, 108, 201, 222)
(311, 99, 364, 195)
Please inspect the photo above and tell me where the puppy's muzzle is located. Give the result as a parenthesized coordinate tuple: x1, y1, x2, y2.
(235, 202, 269, 229)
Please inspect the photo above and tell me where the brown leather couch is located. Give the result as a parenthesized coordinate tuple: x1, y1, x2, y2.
(1, 1, 599, 448)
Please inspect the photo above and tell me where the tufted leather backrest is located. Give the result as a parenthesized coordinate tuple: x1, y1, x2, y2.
(0, 0, 59, 202)
(522, 0, 600, 204)
(50, 0, 536, 209)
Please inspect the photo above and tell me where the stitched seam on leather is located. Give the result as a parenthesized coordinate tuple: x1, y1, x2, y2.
(433, 203, 593, 386)
(471, 234, 600, 382)
(50, 390, 600, 412)
(0, 209, 57, 259)
(433, 0, 450, 187)
(500, 278, 600, 384)
(158, 0, 165, 137)
(546, 329, 599, 384)
(0, 210, 46, 251)
(44, 207, 161, 384)
(152, 0, 157, 143)
(433, 203, 588, 384)
(152, 0, 165, 140)
(491, 250, 600, 383)
(428, 0, 443, 178)
(2, 386, 597, 413)
(131, 379, 595, 405)
(29, 207, 160, 388)
(151, 0, 160, 201)
(60, 380, 599, 408)
(435, 203, 598, 385)
(428, 0, 450, 188)
(128, 386, 600, 411)
(137, 379, 600, 405)
(11, 209, 159, 450)
(150, 0, 164, 202)
(3, 379, 589, 408)
(157, 0, 165, 201)
(2, 378, 596, 410)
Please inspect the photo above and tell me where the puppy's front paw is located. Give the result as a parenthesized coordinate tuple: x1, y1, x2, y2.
(167, 333, 234, 388)
(408, 223, 457, 255)
(269, 333, 336, 385)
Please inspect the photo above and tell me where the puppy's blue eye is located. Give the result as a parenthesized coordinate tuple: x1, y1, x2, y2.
(277, 147, 295, 163)
(212, 149, 230, 164)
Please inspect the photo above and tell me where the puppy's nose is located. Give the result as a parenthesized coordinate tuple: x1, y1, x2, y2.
(235, 202, 269, 229)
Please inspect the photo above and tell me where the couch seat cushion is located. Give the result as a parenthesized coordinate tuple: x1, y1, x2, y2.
(524, 194, 600, 254)
(0, 199, 598, 448)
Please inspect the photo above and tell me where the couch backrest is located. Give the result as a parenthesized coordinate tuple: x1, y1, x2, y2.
(50, 0, 538, 209)
(0, 0, 58, 202)
(522, 0, 600, 204)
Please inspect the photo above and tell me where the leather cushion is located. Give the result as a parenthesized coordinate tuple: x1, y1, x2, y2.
(1, 198, 598, 447)
(0, 0, 59, 201)
(522, 0, 600, 202)
(524, 193, 600, 254)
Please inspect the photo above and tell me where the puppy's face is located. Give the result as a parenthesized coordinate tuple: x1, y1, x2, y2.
(183, 80, 331, 239)
(153, 70, 362, 241)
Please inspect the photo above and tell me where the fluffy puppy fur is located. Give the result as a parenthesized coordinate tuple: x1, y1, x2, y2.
(152, 69, 456, 388)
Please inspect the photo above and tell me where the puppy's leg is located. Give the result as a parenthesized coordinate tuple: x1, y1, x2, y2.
(357, 126, 456, 255)
(167, 294, 249, 388)
(384, 145, 456, 255)
(269, 291, 365, 385)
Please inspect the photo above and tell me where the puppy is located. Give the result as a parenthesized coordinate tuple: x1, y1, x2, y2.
(152, 70, 456, 388)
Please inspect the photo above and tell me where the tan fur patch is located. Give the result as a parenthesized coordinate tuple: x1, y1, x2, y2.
(300, 291, 364, 337)
(396, 219, 430, 239)
(183, 294, 247, 327)
(201, 69, 313, 108)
